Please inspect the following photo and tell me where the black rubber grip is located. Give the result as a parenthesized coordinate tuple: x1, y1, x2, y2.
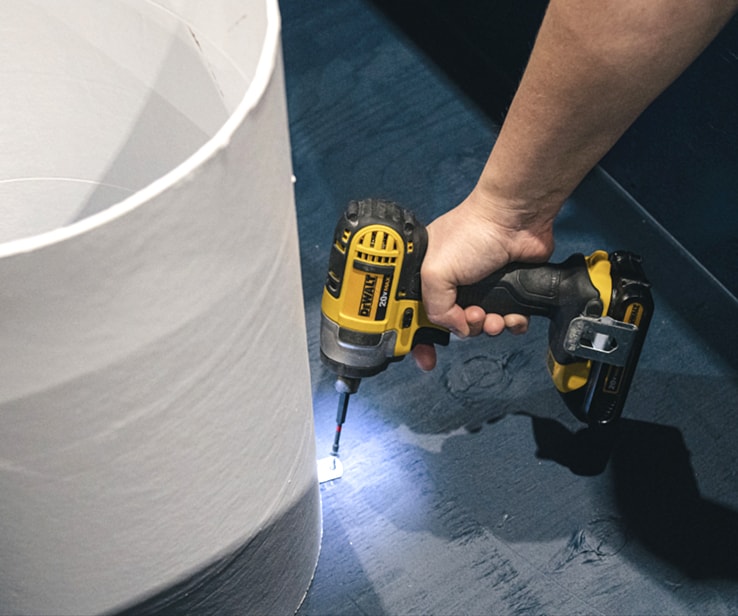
(457, 262, 562, 316)
(456, 254, 604, 364)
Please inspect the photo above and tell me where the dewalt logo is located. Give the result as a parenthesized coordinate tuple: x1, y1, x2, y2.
(358, 274, 378, 317)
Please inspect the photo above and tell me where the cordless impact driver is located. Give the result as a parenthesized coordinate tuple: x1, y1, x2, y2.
(320, 199, 653, 461)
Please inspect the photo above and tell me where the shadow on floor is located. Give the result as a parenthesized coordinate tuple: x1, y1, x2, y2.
(350, 363, 738, 586)
(531, 415, 738, 580)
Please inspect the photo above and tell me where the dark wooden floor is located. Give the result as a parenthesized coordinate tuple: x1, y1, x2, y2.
(281, 1, 738, 614)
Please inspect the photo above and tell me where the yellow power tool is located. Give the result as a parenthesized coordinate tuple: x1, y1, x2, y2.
(319, 199, 653, 472)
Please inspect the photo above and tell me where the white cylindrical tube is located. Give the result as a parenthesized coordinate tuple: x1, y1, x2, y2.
(0, 1, 320, 614)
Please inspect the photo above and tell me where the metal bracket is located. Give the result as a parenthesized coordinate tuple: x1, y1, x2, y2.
(564, 316, 638, 367)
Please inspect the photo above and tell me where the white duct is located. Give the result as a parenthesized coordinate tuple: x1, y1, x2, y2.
(0, 1, 320, 614)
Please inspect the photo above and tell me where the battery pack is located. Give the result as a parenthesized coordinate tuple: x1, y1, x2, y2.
(559, 251, 653, 424)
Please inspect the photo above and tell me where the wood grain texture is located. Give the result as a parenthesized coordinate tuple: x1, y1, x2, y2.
(282, 1, 738, 614)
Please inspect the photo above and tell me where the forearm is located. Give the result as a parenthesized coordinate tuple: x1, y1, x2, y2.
(477, 0, 738, 230)
(418, 0, 737, 342)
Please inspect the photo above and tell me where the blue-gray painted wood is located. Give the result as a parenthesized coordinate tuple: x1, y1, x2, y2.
(282, 1, 738, 614)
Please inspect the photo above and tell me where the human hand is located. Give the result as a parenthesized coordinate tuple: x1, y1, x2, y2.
(412, 188, 555, 371)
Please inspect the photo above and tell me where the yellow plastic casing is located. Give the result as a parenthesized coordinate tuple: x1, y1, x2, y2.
(546, 250, 612, 393)
(321, 223, 441, 358)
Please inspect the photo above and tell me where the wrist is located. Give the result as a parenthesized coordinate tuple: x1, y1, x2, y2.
(471, 176, 561, 231)
(461, 186, 556, 263)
